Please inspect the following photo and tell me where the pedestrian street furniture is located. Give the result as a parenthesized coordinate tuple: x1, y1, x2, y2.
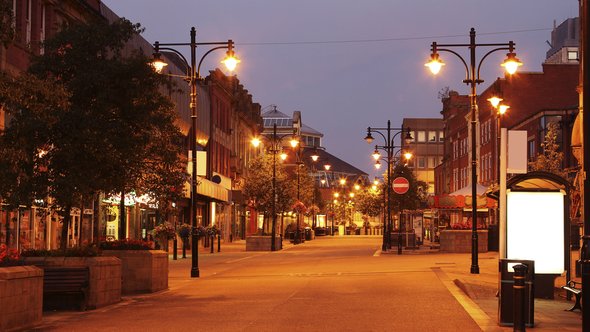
(561, 280, 582, 312)
(43, 266, 89, 310)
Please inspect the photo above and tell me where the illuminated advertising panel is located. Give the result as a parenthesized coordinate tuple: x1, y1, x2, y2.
(506, 190, 564, 274)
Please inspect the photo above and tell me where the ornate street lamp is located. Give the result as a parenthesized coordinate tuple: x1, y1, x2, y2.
(425, 27, 521, 274)
(363, 120, 412, 253)
(152, 27, 239, 278)
(251, 114, 298, 251)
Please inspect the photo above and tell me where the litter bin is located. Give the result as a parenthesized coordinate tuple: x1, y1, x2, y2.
(304, 227, 312, 241)
(498, 259, 534, 327)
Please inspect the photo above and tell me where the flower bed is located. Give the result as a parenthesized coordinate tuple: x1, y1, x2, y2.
(440, 229, 488, 253)
(0, 265, 43, 331)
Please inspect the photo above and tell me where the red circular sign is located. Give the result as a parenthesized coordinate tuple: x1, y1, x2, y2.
(392, 177, 410, 194)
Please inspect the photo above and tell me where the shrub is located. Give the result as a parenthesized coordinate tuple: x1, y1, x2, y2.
(0, 244, 23, 267)
(99, 239, 153, 250)
(21, 245, 99, 257)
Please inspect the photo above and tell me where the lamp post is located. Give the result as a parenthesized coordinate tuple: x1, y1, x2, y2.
(364, 120, 412, 252)
(152, 27, 240, 278)
(488, 98, 509, 233)
(251, 118, 298, 251)
(373, 147, 412, 253)
(324, 163, 335, 236)
(425, 27, 522, 274)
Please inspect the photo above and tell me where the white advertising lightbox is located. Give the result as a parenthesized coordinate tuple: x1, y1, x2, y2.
(506, 190, 565, 274)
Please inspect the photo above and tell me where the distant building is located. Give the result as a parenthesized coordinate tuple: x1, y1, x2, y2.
(401, 118, 445, 195)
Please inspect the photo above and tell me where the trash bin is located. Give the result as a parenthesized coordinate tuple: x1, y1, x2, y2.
(304, 227, 312, 241)
(498, 259, 534, 327)
(487, 224, 499, 251)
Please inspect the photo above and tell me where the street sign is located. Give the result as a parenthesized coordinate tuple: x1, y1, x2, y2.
(392, 176, 410, 195)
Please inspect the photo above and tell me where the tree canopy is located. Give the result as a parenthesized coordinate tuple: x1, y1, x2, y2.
(0, 18, 187, 248)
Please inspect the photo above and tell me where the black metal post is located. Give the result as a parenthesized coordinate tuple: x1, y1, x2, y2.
(182, 238, 186, 258)
(217, 233, 221, 252)
(271, 124, 278, 251)
(468, 29, 480, 274)
(210, 235, 214, 253)
(173, 236, 177, 260)
(513, 264, 527, 332)
(188, 28, 200, 278)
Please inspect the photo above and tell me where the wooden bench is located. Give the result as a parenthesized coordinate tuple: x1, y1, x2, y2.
(43, 267, 89, 311)
(561, 280, 582, 312)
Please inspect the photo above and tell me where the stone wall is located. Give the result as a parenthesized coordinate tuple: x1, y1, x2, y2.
(0, 266, 43, 331)
(24, 256, 122, 309)
(440, 230, 488, 253)
(101, 250, 168, 294)
(246, 236, 282, 251)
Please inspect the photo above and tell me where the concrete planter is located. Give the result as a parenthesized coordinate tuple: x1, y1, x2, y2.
(246, 236, 282, 251)
(24, 256, 121, 309)
(0, 265, 43, 331)
(101, 250, 168, 294)
(440, 230, 488, 253)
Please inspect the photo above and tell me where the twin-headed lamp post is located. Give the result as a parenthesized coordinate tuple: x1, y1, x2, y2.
(251, 119, 299, 251)
(364, 121, 412, 253)
(425, 27, 522, 274)
(151, 27, 240, 278)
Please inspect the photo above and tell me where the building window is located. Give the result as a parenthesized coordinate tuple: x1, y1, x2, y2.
(40, 4, 46, 54)
(438, 131, 444, 142)
(568, 51, 579, 61)
(428, 131, 436, 142)
(417, 157, 425, 168)
(428, 156, 437, 168)
(528, 139, 536, 162)
(417, 131, 426, 142)
(25, 0, 31, 45)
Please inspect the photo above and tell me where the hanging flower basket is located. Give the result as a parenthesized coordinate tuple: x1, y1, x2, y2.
(307, 204, 320, 215)
(151, 222, 176, 240)
(177, 223, 192, 239)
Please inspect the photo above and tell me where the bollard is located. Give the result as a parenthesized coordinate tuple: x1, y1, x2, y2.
(210, 235, 214, 253)
(173, 237, 178, 260)
(513, 264, 527, 332)
(217, 233, 221, 252)
(182, 238, 186, 259)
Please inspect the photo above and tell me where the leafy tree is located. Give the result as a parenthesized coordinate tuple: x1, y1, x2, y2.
(0, 73, 69, 208)
(242, 154, 289, 233)
(528, 121, 567, 178)
(355, 186, 382, 219)
(0, 18, 187, 249)
(384, 162, 428, 213)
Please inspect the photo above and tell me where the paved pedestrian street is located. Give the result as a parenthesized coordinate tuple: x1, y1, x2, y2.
(34, 237, 581, 331)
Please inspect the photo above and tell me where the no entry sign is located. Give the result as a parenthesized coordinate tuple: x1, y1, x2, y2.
(392, 177, 409, 195)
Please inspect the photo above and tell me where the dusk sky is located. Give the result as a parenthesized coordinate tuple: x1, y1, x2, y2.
(102, 1, 578, 178)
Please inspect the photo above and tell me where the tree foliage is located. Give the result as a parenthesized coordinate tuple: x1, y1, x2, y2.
(243, 154, 290, 231)
(528, 121, 567, 178)
(355, 187, 382, 218)
(0, 18, 186, 248)
(384, 162, 429, 213)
